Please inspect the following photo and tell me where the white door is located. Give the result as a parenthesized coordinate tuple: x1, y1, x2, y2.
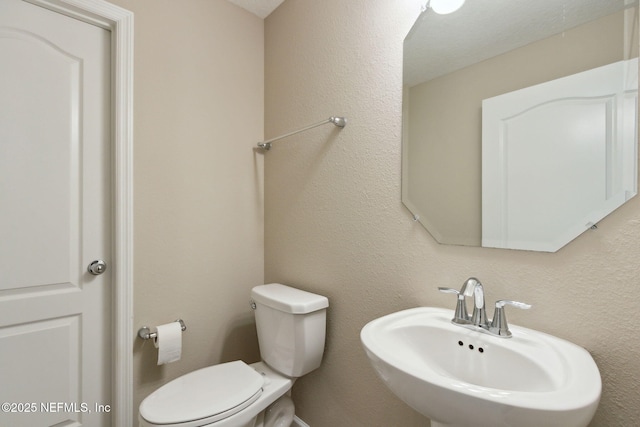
(0, 0, 112, 426)
(482, 59, 638, 251)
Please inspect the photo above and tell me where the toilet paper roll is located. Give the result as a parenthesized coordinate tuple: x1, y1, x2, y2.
(154, 322, 182, 365)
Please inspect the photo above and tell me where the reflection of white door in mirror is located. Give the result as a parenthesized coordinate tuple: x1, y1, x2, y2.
(482, 58, 638, 252)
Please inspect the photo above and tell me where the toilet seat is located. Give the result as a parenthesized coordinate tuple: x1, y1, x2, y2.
(139, 361, 264, 427)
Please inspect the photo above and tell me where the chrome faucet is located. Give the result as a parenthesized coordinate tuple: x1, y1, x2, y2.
(460, 277, 487, 327)
(439, 277, 531, 338)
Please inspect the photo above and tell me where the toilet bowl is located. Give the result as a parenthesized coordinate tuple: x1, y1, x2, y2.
(263, 395, 295, 427)
(139, 284, 328, 427)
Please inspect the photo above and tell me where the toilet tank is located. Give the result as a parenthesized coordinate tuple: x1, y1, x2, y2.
(251, 283, 329, 378)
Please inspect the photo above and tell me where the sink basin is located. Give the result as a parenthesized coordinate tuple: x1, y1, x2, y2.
(360, 307, 601, 427)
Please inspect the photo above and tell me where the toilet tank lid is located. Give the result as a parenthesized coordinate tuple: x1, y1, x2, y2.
(251, 283, 329, 314)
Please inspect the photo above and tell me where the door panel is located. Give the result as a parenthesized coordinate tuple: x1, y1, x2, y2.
(0, 25, 81, 290)
(0, 0, 111, 425)
(0, 316, 81, 426)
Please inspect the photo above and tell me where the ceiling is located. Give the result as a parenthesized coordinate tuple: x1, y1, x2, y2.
(404, 0, 629, 87)
(226, 0, 285, 18)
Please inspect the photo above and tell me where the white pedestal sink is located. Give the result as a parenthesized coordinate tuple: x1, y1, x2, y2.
(360, 307, 601, 427)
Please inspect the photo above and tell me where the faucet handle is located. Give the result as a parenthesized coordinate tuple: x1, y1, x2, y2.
(495, 300, 532, 310)
(438, 287, 461, 295)
(490, 300, 532, 337)
(438, 287, 470, 324)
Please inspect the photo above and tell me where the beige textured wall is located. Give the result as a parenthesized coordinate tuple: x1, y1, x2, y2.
(265, 1, 640, 426)
(107, 0, 264, 415)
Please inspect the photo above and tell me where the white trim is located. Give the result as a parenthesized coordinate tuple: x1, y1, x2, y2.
(23, 1, 134, 426)
(292, 415, 311, 427)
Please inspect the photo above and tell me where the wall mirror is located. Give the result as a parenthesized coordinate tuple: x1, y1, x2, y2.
(402, 0, 638, 252)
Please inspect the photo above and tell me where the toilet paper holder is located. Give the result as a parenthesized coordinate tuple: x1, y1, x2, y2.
(138, 319, 187, 340)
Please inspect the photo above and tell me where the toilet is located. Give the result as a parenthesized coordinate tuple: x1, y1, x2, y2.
(139, 283, 329, 427)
